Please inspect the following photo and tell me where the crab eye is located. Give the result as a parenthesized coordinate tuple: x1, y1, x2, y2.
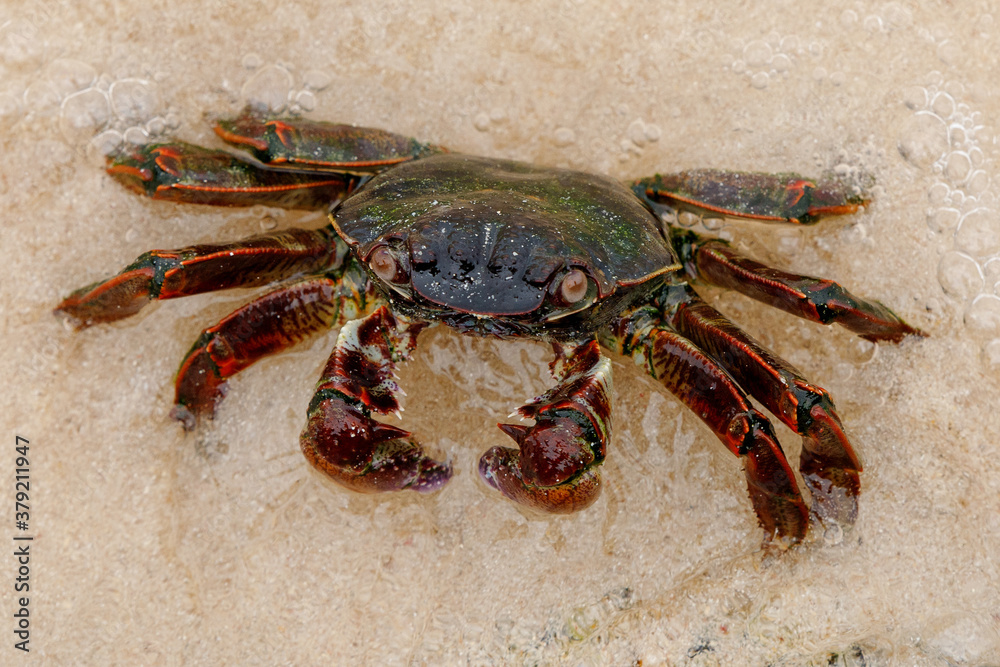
(370, 246, 408, 284)
(542, 268, 597, 322)
(558, 268, 589, 304)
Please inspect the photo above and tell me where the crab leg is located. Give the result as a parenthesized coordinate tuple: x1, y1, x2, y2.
(108, 142, 358, 208)
(635, 169, 868, 225)
(608, 306, 809, 542)
(56, 227, 343, 328)
(671, 231, 923, 342)
(300, 306, 452, 494)
(105, 112, 445, 207)
(478, 338, 612, 514)
(172, 263, 376, 429)
(664, 284, 861, 527)
(214, 110, 445, 174)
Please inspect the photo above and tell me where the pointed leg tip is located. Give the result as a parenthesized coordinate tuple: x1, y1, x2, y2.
(169, 404, 199, 431)
(53, 306, 89, 331)
(739, 416, 810, 544)
(761, 530, 802, 553)
(747, 485, 809, 545)
(54, 269, 157, 328)
(798, 402, 862, 530)
(803, 468, 861, 529)
(861, 324, 928, 343)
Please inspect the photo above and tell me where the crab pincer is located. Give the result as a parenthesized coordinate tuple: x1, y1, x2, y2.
(300, 307, 452, 493)
(479, 339, 612, 514)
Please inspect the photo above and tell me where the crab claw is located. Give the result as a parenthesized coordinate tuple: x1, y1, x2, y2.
(478, 338, 612, 514)
(301, 391, 452, 493)
(480, 410, 604, 513)
(300, 306, 452, 494)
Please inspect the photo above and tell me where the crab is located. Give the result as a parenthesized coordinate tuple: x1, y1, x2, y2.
(56, 109, 923, 544)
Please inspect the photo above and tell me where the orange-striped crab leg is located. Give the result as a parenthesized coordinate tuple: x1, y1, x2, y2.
(214, 110, 445, 173)
(56, 227, 343, 328)
(300, 306, 452, 494)
(57, 227, 378, 429)
(172, 259, 376, 429)
(663, 283, 861, 528)
(608, 302, 809, 542)
(671, 230, 924, 342)
(479, 338, 612, 514)
(106, 108, 445, 208)
(635, 169, 869, 225)
(107, 142, 358, 208)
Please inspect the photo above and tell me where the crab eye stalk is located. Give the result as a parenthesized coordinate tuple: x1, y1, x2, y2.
(369, 246, 409, 284)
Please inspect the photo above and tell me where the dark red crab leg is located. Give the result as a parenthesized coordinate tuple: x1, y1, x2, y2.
(300, 306, 452, 494)
(635, 169, 868, 225)
(105, 113, 444, 207)
(56, 227, 343, 328)
(108, 142, 358, 208)
(479, 338, 612, 514)
(172, 259, 377, 429)
(607, 305, 809, 542)
(663, 283, 861, 527)
(215, 110, 445, 174)
(670, 231, 924, 342)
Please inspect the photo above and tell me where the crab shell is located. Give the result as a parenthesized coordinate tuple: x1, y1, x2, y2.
(333, 154, 679, 337)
